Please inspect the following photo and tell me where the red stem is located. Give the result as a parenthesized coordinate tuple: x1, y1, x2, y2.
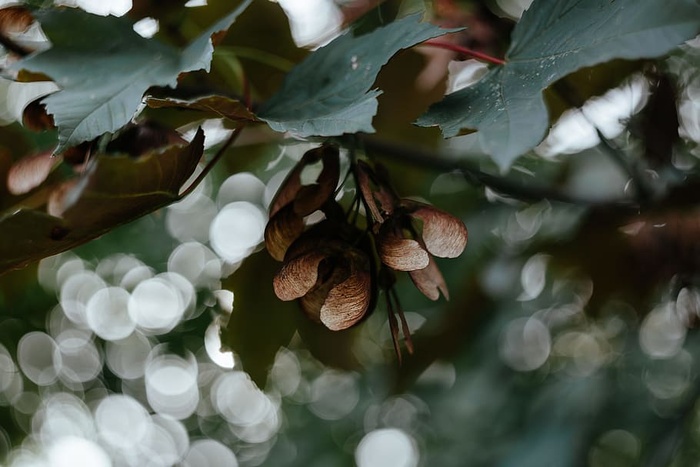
(423, 39, 506, 66)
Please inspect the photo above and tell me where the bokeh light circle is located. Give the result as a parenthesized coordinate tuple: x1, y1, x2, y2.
(499, 317, 551, 372)
(56, 329, 102, 385)
(145, 351, 199, 420)
(94, 394, 152, 450)
(183, 439, 238, 467)
(167, 193, 218, 243)
(86, 286, 135, 341)
(105, 332, 153, 380)
(17, 332, 61, 386)
(209, 201, 266, 263)
(168, 242, 222, 288)
(128, 277, 186, 335)
(217, 172, 266, 207)
(59, 271, 107, 328)
(355, 428, 419, 467)
(309, 370, 360, 420)
(47, 436, 111, 467)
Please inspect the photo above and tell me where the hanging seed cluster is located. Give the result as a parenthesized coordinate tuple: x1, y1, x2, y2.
(264, 144, 468, 358)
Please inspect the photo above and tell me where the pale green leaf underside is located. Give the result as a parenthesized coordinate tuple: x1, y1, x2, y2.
(258, 13, 456, 137)
(417, 0, 700, 171)
(14, 0, 251, 152)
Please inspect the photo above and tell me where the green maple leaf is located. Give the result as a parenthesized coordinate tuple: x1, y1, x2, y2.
(417, 0, 700, 171)
(13, 0, 251, 152)
(258, 13, 457, 136)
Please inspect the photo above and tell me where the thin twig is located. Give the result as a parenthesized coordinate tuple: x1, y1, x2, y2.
(177, 126, 243, 201)
(593, 127, 654, 207)
(422, 39, 506, 66)
(359, 135, 637, 210)
(550, 80, 654, 207)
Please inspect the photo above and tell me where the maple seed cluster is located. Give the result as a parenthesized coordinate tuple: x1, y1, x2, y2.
(265, 144, 468, 354)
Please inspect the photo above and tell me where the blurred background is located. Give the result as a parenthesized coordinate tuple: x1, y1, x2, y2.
(1, 0, 700, 466)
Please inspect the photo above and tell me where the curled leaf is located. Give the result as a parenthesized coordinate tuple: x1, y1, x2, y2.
(408, 255, 449, 301)
(355, 160, 384, 223)
(355, 159, 398, 223)
(377, 226, 429, 271)
(320, 270, 372, 331)
(408, 202, 468, 258)
(276, 235, 374, 331)
(106, 121, 185, 157)
(299, 262, 349, 323)
(273, 250, 326, 301)
(293, 148, 340, 215)
(269, 144, 340, 217)
(264, 203, 305, 261)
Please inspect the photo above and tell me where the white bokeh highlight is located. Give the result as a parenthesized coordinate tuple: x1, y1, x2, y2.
(145, 350, 199, 420)
(86, 286, 136, 341)
(499, 317, 551, 372)
(355, 428, 419, 467)
(128, 277, 187, 335)
(209, 201, 267, 263)
(17, 332, 62, 386)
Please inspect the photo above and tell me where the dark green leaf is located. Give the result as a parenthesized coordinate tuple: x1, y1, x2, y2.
(146, 95, 258, 122)
(0, 129, 204, 273)
(12, 1, 251, 152)
(258, 13, 456, 136)
(417, 0, 700, 170)
(222, 250, 297, 387)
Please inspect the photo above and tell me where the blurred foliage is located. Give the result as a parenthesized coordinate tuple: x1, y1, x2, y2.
(0, 0, 700, 466)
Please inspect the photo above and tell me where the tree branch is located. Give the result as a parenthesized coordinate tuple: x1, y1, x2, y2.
(177, 125, 243, 201)
(359, 135, 637, 210)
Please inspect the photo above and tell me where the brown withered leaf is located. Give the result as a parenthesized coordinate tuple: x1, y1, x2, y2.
(269, 144, 339, 217)
(0, 129, 204, 274)
(146, 95, 258, 123)
(293, 147, 340, 215)
(7, 150, 60, 195)
(106, 121, 185, 157)
(264, 203, 305, 261)
(408, 202, 468, 258)
(265, 144, 340, 261)
(320, 270, 372, 331)
(355, 159, 398, 223)
(275, 234, 374, 331)
(409, 254, 450, 301)
(46, 178, 78, 217)
(273, 250, 326, 301)
(0, 6, 33, 33)
(299, 263, 348, 324)
(377, 226, 430, 271)
(355, 159, 384, 222)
